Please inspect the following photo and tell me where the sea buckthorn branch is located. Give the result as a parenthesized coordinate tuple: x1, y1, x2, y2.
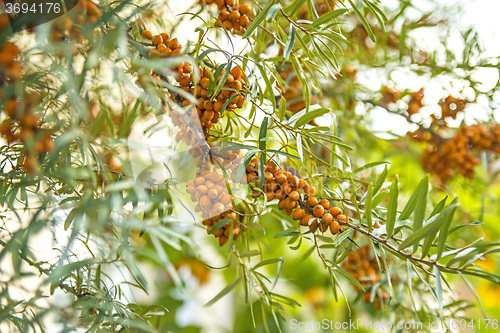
(334, 218, 499, 281)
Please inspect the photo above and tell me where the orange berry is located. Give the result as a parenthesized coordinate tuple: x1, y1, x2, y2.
(239, 3, 251, 15)
(196, 185, 208, 196)
(214, 202, 225, 214)
(330, 207, 342, 217)
(306, 185, 317, 196)
(288, 191, 300, 201)
(153, 35, 163, 46)
(194, 176, 205, 186)
(278, 198, 286, 210)
(300, 214, 314, 226)
(218, 235, 228, 246)
(329, 221, 340, 234)
(239, 15, 250, 27)
(200, 77, 210, 89)
(285, 198, 297, 209)
(282, 182, 292, 194)
(264, 171, 274, 182)
(313, 205, 324, 217)
(320, 199, 330, 210)
(292, 208, 305, 220)
(229, 10, 241, 22)
(288, 175, 299, 186)
(265, 192, 275, 201)
(230, 66, 243, 79)
(208, 188, 219, 199)
(275, 172, 287, 184)
(160, 32, 170, 42)
(200, 195, 211, 208)
(322, 213, 333, 225)
(141, 30, 154, 40)
(336, 214, 347, 223)
(307, 197, 318, 207)
(221, 194, 232, 205)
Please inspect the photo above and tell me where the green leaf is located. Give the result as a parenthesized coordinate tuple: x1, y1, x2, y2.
(311, 9, 348, 27)
(399, 176, 428, 220)
(435, 266, 443, 317)
(283, 24, 295, 61)
(386, 175, 399, 238)
(294, 108, 330, 128)
(209, 217, 233, 234)
(258, 153, 265, 189)
(243, 1, 274, 38)
(373, 166, 387, 196)
(259, 117, 269, 151)
(398, 202, 459, 251)
(253, 257, 283, 270)
(429, 195, 448, 218)
(266, 4, 282, 22)
(285, 0, 307, 16)
(353, 161, 389, 174)
(347, 0, 376, 42)
(435, 197, 459, 260)
(364, 183, 373, 232)
(64, 209, 78, 231)
(204, 276, 242, 307)
(296, 133, 303, 161)
(300, 245, 316, 262)
(335, 265, 365, 291)
(412, 176, 429, 253)
(275, 231, 301, 238)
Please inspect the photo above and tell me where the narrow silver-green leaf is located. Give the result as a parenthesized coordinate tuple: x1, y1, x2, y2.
(386, 175, 399, 238)
(283, 24, 295, 61)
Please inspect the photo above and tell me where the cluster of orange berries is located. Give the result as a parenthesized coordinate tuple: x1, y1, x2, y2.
(343, 244, 389, 306)
(186, 169, 240, 246)
(141, 30, 246, 140)
(48, 1, 102, 43)
(0, 92, 54, 173)
(0, 14, 22, 82)
(419, 124, 500, 181)
(245, 157, 347, 235)
(298, 0, 336, 19)
(141, 30, 182, 58)
(203, 0, 252, 35)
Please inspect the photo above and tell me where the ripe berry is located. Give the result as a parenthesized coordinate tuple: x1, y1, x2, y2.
(336, 214, 347, 223)
(239, 3, 251, 15)
(141, 30, 154, 40)
(214, 202, 225, 214)
(306, 185, 317, 196)
(320, 199, 330, 210)
(322, 213, 333, 224)
(329, 221, 340, 234)
(307, 197, 318, 207)
(229, 10, 241, 22)
(292, 208, 305, 220)
(208, 188, 219, 199)
(275, 172, 287, 184)
(313, 205, 324, 217)
(288, 190, 300, 201)
(330, 207, 342, 217)
(300, 214, 314, 226)
(153, 35, 163, 46)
